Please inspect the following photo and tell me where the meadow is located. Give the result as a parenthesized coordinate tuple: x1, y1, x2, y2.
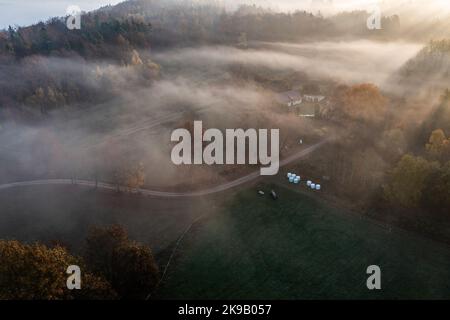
(158, 184, 450, 299)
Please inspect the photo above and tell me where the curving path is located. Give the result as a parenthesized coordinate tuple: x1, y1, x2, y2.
(0, 139, 330, 198)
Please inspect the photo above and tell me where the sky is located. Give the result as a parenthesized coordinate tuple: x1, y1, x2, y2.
(1, 0, 449, 29)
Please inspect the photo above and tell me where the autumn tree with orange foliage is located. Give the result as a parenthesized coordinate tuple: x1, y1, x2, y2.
(426, 129, 450, 162)
(332, 83, 388, 124)
(0, 241, 116, 300)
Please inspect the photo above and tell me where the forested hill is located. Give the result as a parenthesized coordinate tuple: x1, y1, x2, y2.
(0, 7, 153, 61)
(393, 39, 450, 92)
(0, 0, 446, 120)
(0, 0, 405, 61)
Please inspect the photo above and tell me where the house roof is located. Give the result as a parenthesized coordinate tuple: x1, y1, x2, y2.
(275, 90, 303, 104)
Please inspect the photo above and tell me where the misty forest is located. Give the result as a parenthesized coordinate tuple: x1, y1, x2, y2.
(0, 0, 450, 300)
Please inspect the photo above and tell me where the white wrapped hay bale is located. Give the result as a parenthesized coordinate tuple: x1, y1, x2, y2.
(311, 183, 316, 189)
(316, 184, 321, 190)
(307, 180, 312, 187)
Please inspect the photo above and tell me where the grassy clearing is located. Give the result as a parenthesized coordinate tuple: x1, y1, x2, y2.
(158, 184, 450, 299)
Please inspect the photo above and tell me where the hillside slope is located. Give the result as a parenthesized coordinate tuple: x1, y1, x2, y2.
(391, 39, 450, 94)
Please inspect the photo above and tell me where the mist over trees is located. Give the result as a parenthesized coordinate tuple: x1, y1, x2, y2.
(392, 40, 450, 95)
(0, 0, 449, 299)
(0, 0, 445, 119)
(0, 1, 407, 61)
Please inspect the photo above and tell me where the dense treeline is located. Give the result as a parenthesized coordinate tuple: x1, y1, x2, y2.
(0, 49, 159, 119)
(0, 14, 152, 60)
(382, 91, 450, 214)
(96, 1, 402, 44)
(312, 87, 450, 242)
(0, 225, 159, 300)
(393, 39, 450, 93)
(0, 0, 404, 61)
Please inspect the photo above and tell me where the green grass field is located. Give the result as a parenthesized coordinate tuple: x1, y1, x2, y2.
(158, 184, 450, 299)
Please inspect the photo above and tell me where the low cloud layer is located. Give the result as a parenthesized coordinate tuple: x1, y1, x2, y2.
(154, 41, 422, 86)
